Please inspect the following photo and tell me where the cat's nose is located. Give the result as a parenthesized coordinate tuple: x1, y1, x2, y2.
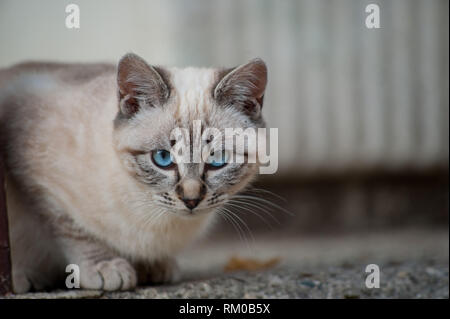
(176, 179, 206, 210)
(182, 198, 201, 210)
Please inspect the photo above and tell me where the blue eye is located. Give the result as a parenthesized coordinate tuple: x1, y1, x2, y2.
(207, 151, 228, 168)
(152, 150, 174, 168)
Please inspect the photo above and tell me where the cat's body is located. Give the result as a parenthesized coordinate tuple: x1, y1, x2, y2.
(0, 55, 267, 292)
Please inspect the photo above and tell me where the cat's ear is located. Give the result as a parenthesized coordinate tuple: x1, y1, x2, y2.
(213, 58, 267, 119)
(117, 53, 170, 116)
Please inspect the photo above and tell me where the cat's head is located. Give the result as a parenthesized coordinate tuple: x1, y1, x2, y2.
(113, 53, 267, 217)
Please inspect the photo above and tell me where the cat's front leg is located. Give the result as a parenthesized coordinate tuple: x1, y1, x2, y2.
(57, 225, 137, 291)
(79, 256, 137, 291)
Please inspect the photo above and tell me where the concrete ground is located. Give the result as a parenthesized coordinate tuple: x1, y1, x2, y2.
(3, 228, 449, 299)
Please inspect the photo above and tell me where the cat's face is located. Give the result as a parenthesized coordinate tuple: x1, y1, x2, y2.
(113, 53, 267, 217)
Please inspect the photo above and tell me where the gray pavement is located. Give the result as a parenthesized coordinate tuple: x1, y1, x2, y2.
(4, 228, 449, 299)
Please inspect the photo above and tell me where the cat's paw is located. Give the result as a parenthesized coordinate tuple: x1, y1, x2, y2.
(80, 257, 137, 291)
(136, 258, 180, 285)
(12, 271, 32, 294)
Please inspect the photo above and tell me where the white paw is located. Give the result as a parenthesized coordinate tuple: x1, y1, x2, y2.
(80, 258, 137, 291)
(12, 271, 32, 294)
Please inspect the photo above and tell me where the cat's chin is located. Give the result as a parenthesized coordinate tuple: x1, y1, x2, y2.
(171, 208, 214, 218)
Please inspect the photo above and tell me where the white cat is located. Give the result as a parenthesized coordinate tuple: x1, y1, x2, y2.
(0, 53, 267, 292)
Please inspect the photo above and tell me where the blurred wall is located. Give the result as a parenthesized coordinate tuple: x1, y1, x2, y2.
(0, 0, 448, 175)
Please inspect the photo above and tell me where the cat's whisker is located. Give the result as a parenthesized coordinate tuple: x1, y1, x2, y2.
(149, 207, 169, 224)
(220, 206, 255, 250)
(224, 201, 277, 229)
(232, 195, 294, 216)
(226, 200, 280, 227)
(244, 187, 288, 203)
(135, 206, 168, 229)
(227, 198, 281, 224)
(138, 207, 161, 229)
(148, 209, 168, 227)
(216, 207, 253, 250)
(207, 201, 227, 209)
(216, 208, 246, 244)
(152, 210, 167, 225)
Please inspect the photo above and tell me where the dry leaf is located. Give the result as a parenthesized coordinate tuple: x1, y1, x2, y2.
(224, 256, 281, 272)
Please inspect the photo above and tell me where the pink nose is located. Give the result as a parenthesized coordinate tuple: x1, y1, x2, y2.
(182, 198, 201, 210)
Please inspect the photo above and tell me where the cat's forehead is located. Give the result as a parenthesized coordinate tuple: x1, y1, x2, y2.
(159, 67, 252, 130)
(167, 67, 217, 117)
(169, 67, 216, 94)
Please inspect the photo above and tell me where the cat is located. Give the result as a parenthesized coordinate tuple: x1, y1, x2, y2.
(0, 53, 268, 292)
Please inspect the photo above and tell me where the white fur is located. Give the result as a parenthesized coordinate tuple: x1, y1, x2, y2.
(0, 57, 266, 293)
(1, 65, 216, 292)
